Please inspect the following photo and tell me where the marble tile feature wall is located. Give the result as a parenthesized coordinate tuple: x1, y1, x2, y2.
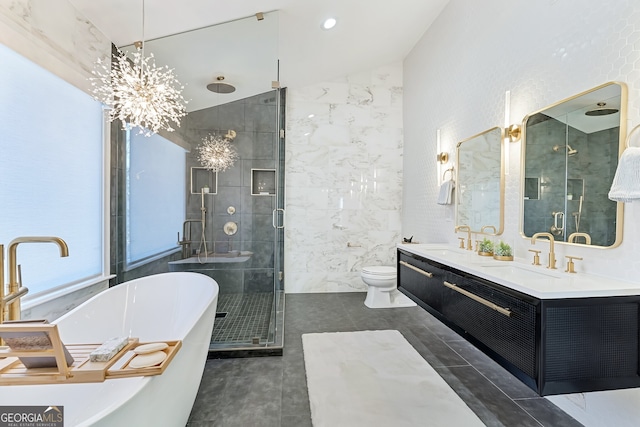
(403, 0, 640, 425)
(22, 280, 108, 322)
(285, 63, 403, 293)
(0, 0, 111, 92)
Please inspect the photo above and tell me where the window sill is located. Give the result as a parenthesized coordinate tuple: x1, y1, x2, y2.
(124, 247, 181, 272)
(22, 274, 115, 311)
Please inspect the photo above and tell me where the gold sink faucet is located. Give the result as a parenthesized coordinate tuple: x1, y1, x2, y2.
(4, 236, 69, 321)
(531, 232, 556, 269)
(455, 225, 473, 251)
(568, 232, 591, 245)
(481, 225, 497, 234)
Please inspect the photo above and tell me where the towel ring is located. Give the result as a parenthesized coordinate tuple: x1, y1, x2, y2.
(625, 124, 640, 148)
(442, 167, 454, 181)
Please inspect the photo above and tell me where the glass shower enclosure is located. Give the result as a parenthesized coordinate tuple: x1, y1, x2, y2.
(168, 89, 285, 352)
(112, 12, 284, 355)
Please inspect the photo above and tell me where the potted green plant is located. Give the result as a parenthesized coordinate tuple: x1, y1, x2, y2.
(478, 238, 494, 256)
(493, 241, 513, 261)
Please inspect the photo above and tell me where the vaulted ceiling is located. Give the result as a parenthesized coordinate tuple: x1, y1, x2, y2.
(68, 0, 449, 109)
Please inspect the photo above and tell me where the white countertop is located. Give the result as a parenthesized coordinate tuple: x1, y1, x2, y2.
(398, 243, 640, 299)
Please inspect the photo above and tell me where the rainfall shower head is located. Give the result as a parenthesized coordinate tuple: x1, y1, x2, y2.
(553, 144, 578, 156)
(207, 76, 236, 94)
(585, 102, 618, 116)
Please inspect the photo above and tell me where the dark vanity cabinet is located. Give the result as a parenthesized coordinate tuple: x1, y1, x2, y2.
(397, 248, 640, 396)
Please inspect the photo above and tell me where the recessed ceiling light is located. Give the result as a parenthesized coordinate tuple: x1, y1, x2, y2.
(322, 18, 337, 30)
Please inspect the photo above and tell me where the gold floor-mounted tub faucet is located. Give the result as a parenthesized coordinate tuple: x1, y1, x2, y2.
(531, 232, 556, 269)
(1, 236, 69, 323)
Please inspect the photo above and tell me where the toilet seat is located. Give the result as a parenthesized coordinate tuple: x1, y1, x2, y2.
(361, 265, 416, 309)
(362, 266, 395, 276)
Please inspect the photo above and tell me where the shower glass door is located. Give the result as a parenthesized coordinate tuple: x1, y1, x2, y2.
(167, 89, 285, 351)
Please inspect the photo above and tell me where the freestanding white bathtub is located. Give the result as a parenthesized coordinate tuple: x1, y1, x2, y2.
(0, 272, 219, 426)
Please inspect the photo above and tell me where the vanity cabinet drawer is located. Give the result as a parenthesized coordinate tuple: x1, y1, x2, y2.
(442, 272, 537, 378)
(398, 252, 446, 312)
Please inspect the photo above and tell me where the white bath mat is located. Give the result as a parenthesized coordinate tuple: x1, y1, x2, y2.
(302, 330, 484, 427)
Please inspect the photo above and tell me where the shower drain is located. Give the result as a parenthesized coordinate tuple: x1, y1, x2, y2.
(215, 312, 228, 319)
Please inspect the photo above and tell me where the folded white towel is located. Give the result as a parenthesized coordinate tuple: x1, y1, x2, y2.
(437, 179, 455, 205)
(608, 147, 640, 202)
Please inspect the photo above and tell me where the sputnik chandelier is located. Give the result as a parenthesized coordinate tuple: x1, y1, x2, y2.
(90, 1, 187, 136)
(196, 133, 239, 172)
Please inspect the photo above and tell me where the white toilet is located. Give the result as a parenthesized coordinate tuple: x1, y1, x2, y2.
(361, 266, 417, 308)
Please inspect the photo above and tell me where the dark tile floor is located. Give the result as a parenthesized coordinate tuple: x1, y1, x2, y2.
(187, 292, 583, 427)
(211, 293, 273, 343)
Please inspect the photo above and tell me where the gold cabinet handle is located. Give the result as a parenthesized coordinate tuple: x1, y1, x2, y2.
(399, 260, 433, 278)
(443, 281, 511, 317)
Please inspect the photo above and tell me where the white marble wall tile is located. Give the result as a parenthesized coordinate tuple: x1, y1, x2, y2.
(285, 62, 403, 293)
(0, 0, 111, 92)
(22, 281, 108, 322)
(289, 81, 350, 105)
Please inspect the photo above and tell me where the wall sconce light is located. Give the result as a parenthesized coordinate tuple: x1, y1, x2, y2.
(437, 152, 449, 164)
(436, 129, 445, 185)
(507, 124, 521, 142)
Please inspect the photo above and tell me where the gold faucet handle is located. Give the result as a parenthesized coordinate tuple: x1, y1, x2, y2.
(528, 249, 541, 266)
(475, 240, 481, 252)
(565, 256, 583, 273)
(458, 237, 465, 249)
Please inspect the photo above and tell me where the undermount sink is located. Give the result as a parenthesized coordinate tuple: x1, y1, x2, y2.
(480, 264, 562, 279)
(417, 247, 468, 256)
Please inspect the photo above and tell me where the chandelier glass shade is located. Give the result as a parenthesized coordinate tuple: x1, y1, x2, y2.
(196, 134, 239, 172)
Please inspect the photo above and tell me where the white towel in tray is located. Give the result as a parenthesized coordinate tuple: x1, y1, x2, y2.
(437, 179, 455, 205)
(608, 147, 640, 202)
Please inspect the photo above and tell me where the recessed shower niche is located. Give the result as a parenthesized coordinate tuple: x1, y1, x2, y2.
(251, 169, 276, 196)
(190, 167, 217, 194)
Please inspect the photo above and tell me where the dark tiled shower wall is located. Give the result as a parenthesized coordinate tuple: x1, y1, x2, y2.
(524, 117, 618, 246)
(182, 90, 280, 294)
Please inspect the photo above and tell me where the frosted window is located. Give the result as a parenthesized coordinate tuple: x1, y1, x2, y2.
(126, 130, 186, 264)
(0, 43, 104, 296)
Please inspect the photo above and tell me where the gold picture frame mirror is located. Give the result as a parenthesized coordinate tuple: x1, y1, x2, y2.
(455, 126, 505, 235)
(520, 82, 627, 248)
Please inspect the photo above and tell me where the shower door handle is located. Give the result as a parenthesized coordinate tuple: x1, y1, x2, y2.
(553, 211, 565, 232)
(272, 209, 285, 229)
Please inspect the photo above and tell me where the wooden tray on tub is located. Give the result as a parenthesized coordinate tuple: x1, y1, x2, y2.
(0, 323, 181, 386)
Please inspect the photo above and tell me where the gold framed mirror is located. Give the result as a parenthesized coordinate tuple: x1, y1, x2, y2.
(520, 82, 627, 248)
(455, 126, 505, 234)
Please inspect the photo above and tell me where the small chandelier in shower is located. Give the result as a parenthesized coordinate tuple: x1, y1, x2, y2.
(89, 0, 187, 136)
(196, 134, 239, 172)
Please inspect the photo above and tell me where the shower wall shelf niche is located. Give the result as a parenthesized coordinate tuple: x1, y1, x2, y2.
(190, 167, 217, 194)
(251, 169, 276, 196)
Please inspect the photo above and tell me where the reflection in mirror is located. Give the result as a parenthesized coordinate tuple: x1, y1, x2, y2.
(455, 127, 504, 234)
(521, 82, 627, 248)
